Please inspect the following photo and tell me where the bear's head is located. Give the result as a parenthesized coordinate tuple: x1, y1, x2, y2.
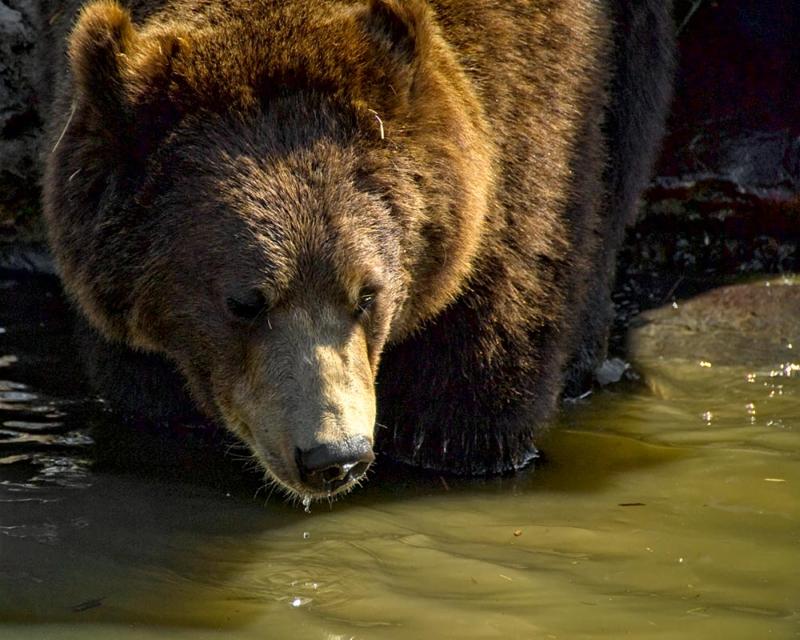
(45, 0, 492, 500)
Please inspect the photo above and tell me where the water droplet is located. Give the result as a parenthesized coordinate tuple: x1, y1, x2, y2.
(302, 496, 312, 514)
(303, 531, 310, 539)
(290, 596, 311, 608)
(701, 411, 713, 424)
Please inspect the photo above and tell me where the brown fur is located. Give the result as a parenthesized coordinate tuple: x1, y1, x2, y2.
(42, 0, 674, 493)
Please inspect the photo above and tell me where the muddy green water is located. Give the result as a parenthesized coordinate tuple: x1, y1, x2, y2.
(1, 275, 798, 639)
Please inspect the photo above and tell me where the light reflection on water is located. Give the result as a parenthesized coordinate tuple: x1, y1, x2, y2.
(0, 275, 798, 640)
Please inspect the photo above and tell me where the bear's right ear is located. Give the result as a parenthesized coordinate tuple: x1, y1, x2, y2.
(68, 1, 137, 120)
(68, 1, 189, 152)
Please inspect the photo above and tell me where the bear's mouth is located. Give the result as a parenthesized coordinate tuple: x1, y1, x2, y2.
(293, 443, 374, 497)
(225, 413, 373, 502)
(258, 445, 370, 503)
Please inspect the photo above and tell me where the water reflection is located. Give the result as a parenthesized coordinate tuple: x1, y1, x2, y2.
(0, 274, 798, 639)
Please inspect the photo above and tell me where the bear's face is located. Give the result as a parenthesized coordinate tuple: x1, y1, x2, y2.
(48, 0, 492, 499)
(129, 111, 405, 498)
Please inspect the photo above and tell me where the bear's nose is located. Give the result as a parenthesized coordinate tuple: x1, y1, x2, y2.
(295, 437, 375, 493)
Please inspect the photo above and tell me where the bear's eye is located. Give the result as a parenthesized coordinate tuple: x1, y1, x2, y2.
(226, 289, 269, 321)
(354, 288, 377, 317)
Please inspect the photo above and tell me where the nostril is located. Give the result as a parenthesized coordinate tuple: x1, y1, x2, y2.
(320, 463, 347, 484)
(296, 437, 375, 492)
(347, 460, 370, 481)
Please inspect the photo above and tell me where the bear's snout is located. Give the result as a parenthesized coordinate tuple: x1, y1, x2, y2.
(295, 436, 374, 493)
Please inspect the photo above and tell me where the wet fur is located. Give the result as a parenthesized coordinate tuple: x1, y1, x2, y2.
(42, 0, 674, 480)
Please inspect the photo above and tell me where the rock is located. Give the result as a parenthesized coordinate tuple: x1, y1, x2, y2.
(628, 278, 800, 374)
(595, 357, 630, 386)
(653, 130, 800, 203)
(0, 242, 53, 273)
(0, 0, 43, 240)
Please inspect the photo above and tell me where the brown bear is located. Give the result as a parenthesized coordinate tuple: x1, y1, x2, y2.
(42, 0, 674, 500)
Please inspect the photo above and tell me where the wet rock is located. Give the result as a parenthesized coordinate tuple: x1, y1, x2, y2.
(628, 278, 800, 370)
(595, 357, 629, 386)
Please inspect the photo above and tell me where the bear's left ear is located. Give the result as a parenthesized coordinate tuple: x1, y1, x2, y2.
(68, 1, 191, 155)
(363, 0, 432, 64)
